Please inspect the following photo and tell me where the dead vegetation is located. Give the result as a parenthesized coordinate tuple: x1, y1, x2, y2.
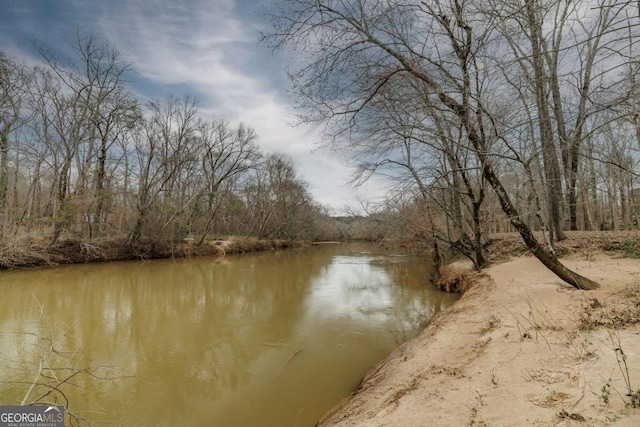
(486, 231, 640, 262)
(435, 231, 640, 294)
(434, 265, 487, 293)
(428, 365, 464, 378)
(0, 237, 302, 270)
(579, 290, 640, 331)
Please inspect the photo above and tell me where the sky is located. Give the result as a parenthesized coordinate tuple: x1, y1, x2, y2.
(0, 0, 386, 214)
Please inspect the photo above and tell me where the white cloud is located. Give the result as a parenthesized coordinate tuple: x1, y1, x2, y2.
(92, 0, 386, 213)
(0, 0, 388, 214)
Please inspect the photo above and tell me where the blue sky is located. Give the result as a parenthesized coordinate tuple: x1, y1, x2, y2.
(0, 0, 385, 214)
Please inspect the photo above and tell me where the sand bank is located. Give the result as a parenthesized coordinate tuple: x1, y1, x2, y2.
(318, 253, 640, 426)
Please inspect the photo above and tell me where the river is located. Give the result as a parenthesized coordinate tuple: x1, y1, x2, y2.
(0, 243, 458, 426)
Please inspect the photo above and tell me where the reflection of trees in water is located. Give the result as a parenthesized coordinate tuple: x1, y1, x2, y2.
(363, 255, 460, 345)
(0, 245, 457, 425)
(0, 248, 333, 421)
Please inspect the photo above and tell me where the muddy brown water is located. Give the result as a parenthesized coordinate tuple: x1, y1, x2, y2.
(0, 243, 458, 426)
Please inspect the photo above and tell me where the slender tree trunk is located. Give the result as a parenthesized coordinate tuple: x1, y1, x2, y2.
(426, 204, 442, 282)
(472, 198, 487, 270)
(482, 161, 599, 289)
(578, 176, 592, 231)
(568, 176, 579, 231)
(525, 0, 565, 241)
(50, 156, 72, 246)
(93, 139, 108, 236)
(435, 91, 599, 289)
(0, 131, 9, 236)
(620, 182, 629, 230)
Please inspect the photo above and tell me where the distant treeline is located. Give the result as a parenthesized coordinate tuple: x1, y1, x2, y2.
(0, 33, 353, 247)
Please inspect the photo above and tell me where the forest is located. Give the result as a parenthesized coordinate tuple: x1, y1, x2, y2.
(0, 33, 345, 259)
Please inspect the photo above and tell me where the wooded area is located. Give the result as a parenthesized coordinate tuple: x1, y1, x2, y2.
(268, 0, 640, 289)
(0, 32, 339, 250)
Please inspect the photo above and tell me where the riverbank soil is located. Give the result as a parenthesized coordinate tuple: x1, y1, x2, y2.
(0, 238, 301, 269)
(318, 232, 640, 426)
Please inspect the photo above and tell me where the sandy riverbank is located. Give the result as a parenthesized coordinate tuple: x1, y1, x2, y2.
(318, 250, 640, 426)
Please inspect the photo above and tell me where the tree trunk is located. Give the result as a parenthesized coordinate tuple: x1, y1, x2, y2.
(472, 199, 487, 270)
(282, 0, 600, 290)
(482, 161, 599, 290)
(50, 156, 72, 246)
(525, 0, 565, 241)
(93, 138, 108, 236)
(434, 90, 599, 289)
(0, 131, 9, 235)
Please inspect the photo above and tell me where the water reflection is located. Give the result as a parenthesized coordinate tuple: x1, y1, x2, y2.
(0, 244, 458, 426)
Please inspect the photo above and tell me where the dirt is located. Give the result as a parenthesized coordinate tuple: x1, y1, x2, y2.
(317, 232, 640, 426)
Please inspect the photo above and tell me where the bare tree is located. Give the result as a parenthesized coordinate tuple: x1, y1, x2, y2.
(32, 31, 134, 244)
(265, 0, 622, 289)
(127, 96, 199, 244)
(347, 75, 489, 269)
(488, 0, 638, 235)
(0, 53, 30, 234)
(193, 121, 261, 245)
(0, 29, 342, 255)
(241, 154, 317, 239)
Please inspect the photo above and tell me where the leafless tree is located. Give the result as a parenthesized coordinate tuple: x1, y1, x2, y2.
(0, 30, 401, 254)
(242, 154, 317, 239)
(0, 53, 31, 234)
(487, 0, 639, 235)
(346, 74, 489, 268)
(193, 121, 261, 245)
(32, 31, 133, 244)
(128, 95, 199, 244)
(264, 0, 635, 289)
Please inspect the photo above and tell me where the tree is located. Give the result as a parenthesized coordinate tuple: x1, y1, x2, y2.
(128, 95, 199, 244)
(348, 75, 489, 269)
(241, 154, 318, 239)
(264, 0, 638, 289)
(0, 33, 341, 251)
(0, 53, 28, 234)
(523, 0, 567, 241)
(193, 120, 261, 245)
(33, 31, 134, 244)
(489, 0, 637, 235)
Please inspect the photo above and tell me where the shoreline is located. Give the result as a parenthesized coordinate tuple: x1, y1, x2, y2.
(317, 251, 640, 426)
(0, 238, 304, 270)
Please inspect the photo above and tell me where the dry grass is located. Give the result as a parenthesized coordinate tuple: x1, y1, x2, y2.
(486, 230, 640, 261)
(579, 289, 640, 331)
(434, 231, 640, 295)
(0, 238, 303, 270)
(434, 265, 487, 293)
